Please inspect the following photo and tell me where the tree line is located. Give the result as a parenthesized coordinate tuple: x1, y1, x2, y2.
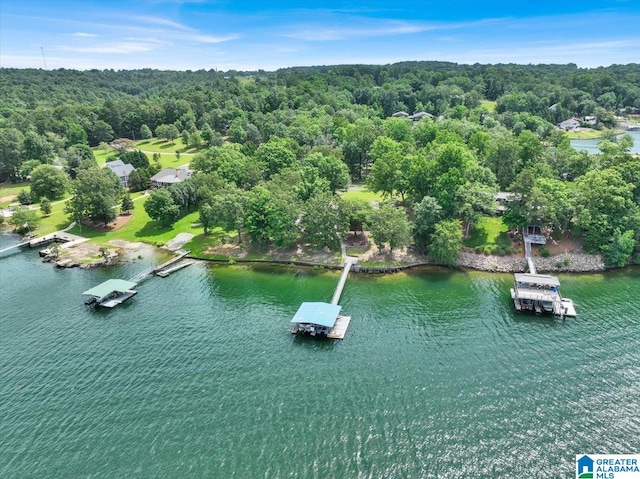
(1, 62, 639, 266)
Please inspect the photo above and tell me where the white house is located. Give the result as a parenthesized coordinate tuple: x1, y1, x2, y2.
(150, 166, 194, 188)
(557, 118, 581, 131)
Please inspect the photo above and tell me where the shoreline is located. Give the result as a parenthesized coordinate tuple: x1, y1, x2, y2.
(186, 250, 609, 274)
(0, 228, 614, 274)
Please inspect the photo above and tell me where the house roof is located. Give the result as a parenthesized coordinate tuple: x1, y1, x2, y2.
(104, 160, 135, 178)
(409, 111, 433, 119)
(290, 302, 341, 328)
(392, 111, 409, 117)
(150, 167, 193, 184)
(494, 192, 519, 201)
(558, 118, 580, 127)
(83, 279, 137, 298)
(514, 273, 560, 287)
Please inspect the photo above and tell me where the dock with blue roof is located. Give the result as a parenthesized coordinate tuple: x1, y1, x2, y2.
(290, 256, 356, 339)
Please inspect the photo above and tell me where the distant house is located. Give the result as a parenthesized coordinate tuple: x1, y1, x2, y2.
(391, 111, 433, 121)
(104, 160, 135, 187)
(494, 192, 521, 215)
(557, 118, 581, 131)
(150, 166, 194, 188)
(409, 111, 433, 121)
(583, 115, 597, 125)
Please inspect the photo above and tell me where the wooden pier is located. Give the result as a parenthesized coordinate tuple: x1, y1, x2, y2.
(512, 227, 576, 318)
(153, 250, 190, 276)
(1, 223, 84, 256)
(291, 255, 357, 340)
(156, 259, 196, 277)
(0, 240, 31, 255)
(331, 256, 357, 305)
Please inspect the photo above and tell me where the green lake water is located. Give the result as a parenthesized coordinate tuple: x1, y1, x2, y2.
(1, 232, 639, 478)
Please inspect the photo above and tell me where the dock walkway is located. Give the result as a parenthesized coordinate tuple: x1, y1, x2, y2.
(0, 240, 31, 255)
(153, 250, 190, 276)
(156, 260, 196, 277)
(1, 222, 81, 256)
(331, 256, 358, 305)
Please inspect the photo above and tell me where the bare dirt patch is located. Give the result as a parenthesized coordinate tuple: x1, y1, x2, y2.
(84, 213, 133, 232)
(0, 194, 17, 204)
(532, 237, 583, 256)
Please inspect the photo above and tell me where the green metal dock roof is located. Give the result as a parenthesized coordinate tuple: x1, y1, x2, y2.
(82, 279, 138, 298)
(291, 302, 341, 328)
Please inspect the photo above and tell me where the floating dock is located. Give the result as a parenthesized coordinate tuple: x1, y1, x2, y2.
(156, 259, 196, 277)
(327, 315, 352, 339)
(153, 250, 190, 276)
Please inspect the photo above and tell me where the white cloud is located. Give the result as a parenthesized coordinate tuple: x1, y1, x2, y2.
(186, 33, 240, 44)
(72, 32, 98, 38)
(57, 42, 159, 54)
(280, 17, 507, 42)
(132, 15, 193, 31)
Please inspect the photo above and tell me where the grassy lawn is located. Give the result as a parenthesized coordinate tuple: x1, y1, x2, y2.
(93, 144, 192, 170)
(65, 199, 204, 246)
(183, 229, 231, 259)
(0, 182, 30, 207)
(135, 138, 205, 155)
(94, 148, 118, 166)
(565, 128, 624, 140)
(155, 153, 190, 169)
(341, 184, 385, 204)
(480, 100, 497, 113)
(464, 216, 511, 250)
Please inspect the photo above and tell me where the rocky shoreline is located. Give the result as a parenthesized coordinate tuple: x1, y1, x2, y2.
(11, 230, 608, 274)
(457, 251, 607, 273)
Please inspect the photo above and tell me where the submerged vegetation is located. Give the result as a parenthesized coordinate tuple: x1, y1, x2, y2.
(1, 62, 639, 266)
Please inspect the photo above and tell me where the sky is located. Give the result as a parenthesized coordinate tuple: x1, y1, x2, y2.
(1, 0, 639, 71)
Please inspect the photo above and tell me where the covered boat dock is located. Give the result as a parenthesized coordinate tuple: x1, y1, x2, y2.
(83, 279, 138, 308)
(290, 302, 351, 339)
(511, 273, 576, 317)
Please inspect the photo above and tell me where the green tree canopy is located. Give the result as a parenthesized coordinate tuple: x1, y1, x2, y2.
(30, 164, 68, 200)
(365, 203, 412, 254)
(65, 167, 123, 226)
(300, 192, 348, 250)
(144, 189, 180, 226)
(429, 219, 463, 266)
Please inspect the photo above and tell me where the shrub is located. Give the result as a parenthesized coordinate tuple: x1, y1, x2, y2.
(539, 247, 551, 257)
(474, 246, 483, 254)
(484, 244, 501, 255)
(18, 189, 32, 205)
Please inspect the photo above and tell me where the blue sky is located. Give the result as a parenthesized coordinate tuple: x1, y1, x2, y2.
(1, 0, 639, 71)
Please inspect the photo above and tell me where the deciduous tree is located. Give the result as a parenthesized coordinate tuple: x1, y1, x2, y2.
(365, 203, 412, 254)
(429, 219, 463, 266)
(30, 164, 68, 200)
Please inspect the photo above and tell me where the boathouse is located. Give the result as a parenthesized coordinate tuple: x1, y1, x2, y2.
(290, 302, 351, 339)
(83, 279, 138, 308)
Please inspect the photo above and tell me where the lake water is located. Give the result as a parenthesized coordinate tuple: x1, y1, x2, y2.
(570, 129, 640, 154)
(1, 232, 639, 478)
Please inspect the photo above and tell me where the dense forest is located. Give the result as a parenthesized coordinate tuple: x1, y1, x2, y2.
(1, 62, 639, 266)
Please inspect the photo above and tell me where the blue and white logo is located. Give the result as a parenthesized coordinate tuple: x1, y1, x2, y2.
(576, 454, 640, 479)
(577, 455, 594, 479)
